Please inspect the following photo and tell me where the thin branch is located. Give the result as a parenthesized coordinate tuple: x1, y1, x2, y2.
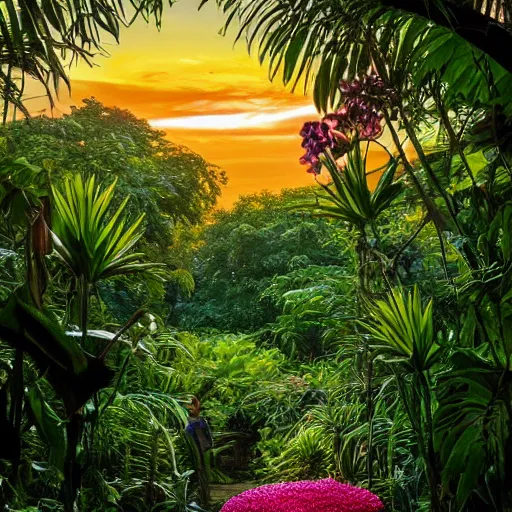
(392, 214, 430, 266)
(99, 309, 146, 361)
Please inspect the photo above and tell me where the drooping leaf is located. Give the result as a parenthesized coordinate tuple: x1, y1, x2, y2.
(0, 292, 114, 415)
(27, 384, 67, 474)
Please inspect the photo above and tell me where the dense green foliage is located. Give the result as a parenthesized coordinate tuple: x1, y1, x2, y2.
(0, 99, 225, 323)
(2, 0, 512, 511)
(177, 188, 350, 332)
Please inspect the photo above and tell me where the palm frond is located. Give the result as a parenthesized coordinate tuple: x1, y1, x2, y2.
(206, 0, 512, 113)
(0, 1, 174, 115)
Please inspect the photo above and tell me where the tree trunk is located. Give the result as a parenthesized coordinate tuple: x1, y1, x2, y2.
(63, 412, 82, 512)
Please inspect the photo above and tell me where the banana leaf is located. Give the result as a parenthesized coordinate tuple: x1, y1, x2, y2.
(0, 293, 114, 416)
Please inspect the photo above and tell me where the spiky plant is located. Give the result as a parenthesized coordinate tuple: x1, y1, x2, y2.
(51, 174, 163, 333)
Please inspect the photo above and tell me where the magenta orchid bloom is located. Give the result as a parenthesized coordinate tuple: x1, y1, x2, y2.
(300, 74, 392, 173)
(220, 478, 384, 512)
(299, 121, 339, 174)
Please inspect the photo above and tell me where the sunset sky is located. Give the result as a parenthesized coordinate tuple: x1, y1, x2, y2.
(29, 1, 389, 207)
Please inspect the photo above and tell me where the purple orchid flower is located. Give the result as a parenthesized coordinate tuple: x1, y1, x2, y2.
(299, 74, 393, 173)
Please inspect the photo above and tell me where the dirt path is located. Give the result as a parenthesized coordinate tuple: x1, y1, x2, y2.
(210, 482, 258, 503)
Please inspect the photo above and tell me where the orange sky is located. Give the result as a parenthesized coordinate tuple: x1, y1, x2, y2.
(27, 1, 390, 207)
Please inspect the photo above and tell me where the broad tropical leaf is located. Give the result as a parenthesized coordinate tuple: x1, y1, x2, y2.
(434, 349, 512, 509)
(0, 155, 47, 227)
(27, 384, 66, 474)
(0, 292, 114, 415)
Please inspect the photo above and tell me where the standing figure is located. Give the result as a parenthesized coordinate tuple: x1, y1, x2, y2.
(185, 396, 212, 505)
(185, 396, 213, 453)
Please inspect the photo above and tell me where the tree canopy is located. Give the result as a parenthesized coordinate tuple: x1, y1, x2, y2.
(4, 98, 227, 255)
(177, 188, 350, 332)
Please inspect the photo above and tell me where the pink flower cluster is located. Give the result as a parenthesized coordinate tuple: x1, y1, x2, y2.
(299, 120, 340, 174)
(220, 478, 384, 512)
(300, 75, 393, 174)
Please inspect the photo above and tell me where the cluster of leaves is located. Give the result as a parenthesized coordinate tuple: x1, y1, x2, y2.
(0, 114, 220, 511)
(1, 99, 225, 322)
(177, 189, 349, 332)
(192, 4, 512, 508)
(167, 333, 351, 482)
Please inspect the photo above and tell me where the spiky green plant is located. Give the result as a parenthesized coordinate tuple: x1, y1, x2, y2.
(51, 174, 158, 284)
(305, 144, 402, 233)
(362, 286, 443, 509)
(362, 286, 441, 372)
(51, 174, 163, 334)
